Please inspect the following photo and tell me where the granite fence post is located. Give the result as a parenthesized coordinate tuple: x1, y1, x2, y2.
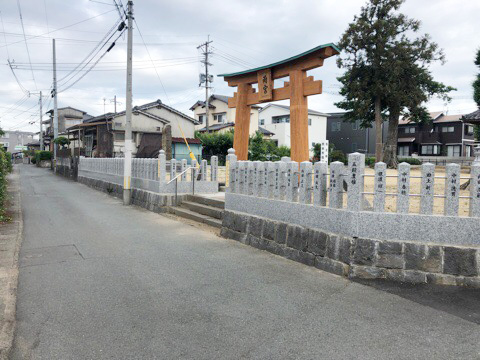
(265, 161, 274, 199)
(191, 159, 198, 181)
(469, 163, 480, 217)
(313, 161, 328, 206)
(320, 140, 329, 163)
(247, 161, 254, 196)
(237, 161, 245, 195)
(181, 159, 188, 181)
(201, 160, 207, 181)
(211, 156, 218, 182)
(253, 161, 261, 196)
(329, 161, 344, 209)
(347, 152, 365, 211)
(273, 161, 282, 200)
(444, 163, 460, 216)
(258, 161, 267, 197)
(281, 157, 291, 162)
(226, 148, 237, 192)
(373, 162, 386, 212)
(286, 161, 299, 202)
(299, 161, 313, 204)
(170, 159, 177, 181)
(420, 163, 435, 215)
(397, 162, 411, 213)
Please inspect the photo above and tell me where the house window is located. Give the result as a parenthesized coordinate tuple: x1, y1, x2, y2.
(114, 133, 125, 141)
(272, 115, 289, 124)
(198, 115, 205, 124)
(213, 113, 226, 123)
(352, 143, 357, 152)
(259, 119, 265, 126)
(308, 118, 312, 126)
(0, 142, 9, 149)
(421, 145, 440, 155)
(352, 120, 361, 130)
(466, 125, 474, 134)
(447, 145, 461, 157)
(331, 121, 341, 132)
(398, 145, 409, 156)
(442, 126, 454, 133)
(405, 127, 415, 134)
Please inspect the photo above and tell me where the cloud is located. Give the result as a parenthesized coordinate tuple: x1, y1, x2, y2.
(0, 0, 478, 132)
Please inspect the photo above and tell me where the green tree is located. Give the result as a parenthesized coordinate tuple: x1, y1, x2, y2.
(336, 0, 454, 167)
(473, 49, 480, 140)
(195, 130, 234, 165)
(53, 136, 71, 148)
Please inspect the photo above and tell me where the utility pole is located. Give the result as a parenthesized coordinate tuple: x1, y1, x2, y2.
(113, 95, 117, 114)
(197, 36, 213, 132)
(123, 0, 133, 205)
(39, 90, 43, 151)
(52, 38, 59, 170)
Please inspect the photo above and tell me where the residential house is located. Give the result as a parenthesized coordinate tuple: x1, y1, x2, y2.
(43, 107, 92, 150)
(259, 104, 328, 155)
(397, 111, 475, 157)
(65, 99, 201, 162)
(327, 112, 389, 155)
(0, 131, 37, 154)
(190, 94, 261, 135)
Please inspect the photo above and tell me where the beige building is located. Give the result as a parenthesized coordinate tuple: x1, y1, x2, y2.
(190, 94, 260, 135)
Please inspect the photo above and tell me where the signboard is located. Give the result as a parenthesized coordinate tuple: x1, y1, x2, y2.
(14, 145, 28, 151)
(257, 69, 273, 102)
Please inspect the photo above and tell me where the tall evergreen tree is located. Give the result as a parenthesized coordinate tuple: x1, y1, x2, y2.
(472, 49, 480, 140)
(336, 0, 454, 167)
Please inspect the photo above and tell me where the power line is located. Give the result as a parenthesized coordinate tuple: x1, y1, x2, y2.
(16, 0, 37, 90)
(0, 11, 10, 59)
(0, 9, 116, 49)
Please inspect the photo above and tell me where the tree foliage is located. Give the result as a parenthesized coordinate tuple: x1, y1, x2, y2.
(336, 0, 454, 167)
(53, 136, 71, 148)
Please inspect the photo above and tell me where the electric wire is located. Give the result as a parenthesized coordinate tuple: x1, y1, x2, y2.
(17, 0, 37, 89)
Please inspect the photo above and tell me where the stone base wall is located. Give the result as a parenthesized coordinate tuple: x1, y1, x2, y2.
(78, 176, 184, 213)
(221, 210, 480, 288)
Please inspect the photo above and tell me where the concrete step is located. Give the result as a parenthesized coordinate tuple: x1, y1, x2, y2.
(186, 194, 225, 209)
(181, 201, 223, 220)
(169, 206, 223, 229)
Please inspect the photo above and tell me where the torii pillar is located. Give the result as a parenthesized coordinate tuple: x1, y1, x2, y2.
(219, 43, 340, 162)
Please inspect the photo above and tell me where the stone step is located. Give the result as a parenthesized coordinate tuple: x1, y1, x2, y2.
(186, 194, 225, 209)
(181, 201, 224, 220)
(169, 206, 223, 229)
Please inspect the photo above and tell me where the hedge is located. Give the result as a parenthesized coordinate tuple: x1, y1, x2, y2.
(0, 150, 12, 222)
(35, 151, 52, 165)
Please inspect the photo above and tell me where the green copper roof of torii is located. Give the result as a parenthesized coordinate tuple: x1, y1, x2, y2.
(217, 43, 340, 78)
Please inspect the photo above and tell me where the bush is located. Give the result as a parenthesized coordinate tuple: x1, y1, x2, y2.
(195, 130, 234, 165)
(31, 157, 37, 164)
(365, 157, 376, 167)
(330, 149, 347, 164)
(398, 157, 422, 165)
(0, 150, 11, 221)
(35, 150, 52, 165)
(5, 152, 12, 173)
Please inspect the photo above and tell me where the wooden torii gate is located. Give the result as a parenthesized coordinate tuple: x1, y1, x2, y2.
(219, 43, 340, 162)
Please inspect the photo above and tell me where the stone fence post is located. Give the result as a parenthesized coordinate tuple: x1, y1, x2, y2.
(373, 162, 386, 212)
(201, 160, 207, 181)
(225, 148, 235, 188)
(238, 161, 245, 194)
(170, 158, 177, 181)
(299, 161, 313, 204)
(286, 161, 299, 203)
(265, 161, 274, 199)
(247, 161, 254, 196)
(347, 152, 365, 211)
(469, 162, 480, 217)
(397, 162, 410, 213)
(420, 163, 435, 215)
(313, 161, 327, 206)
(191, 159, 198, 181)
(211, 156, 218, 182)
(181, 159, 188, 181)
(444, 163, 460, 216)
(329, 161, 344, 209)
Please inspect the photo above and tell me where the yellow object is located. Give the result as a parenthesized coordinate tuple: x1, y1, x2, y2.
(176, 119, 199, 168)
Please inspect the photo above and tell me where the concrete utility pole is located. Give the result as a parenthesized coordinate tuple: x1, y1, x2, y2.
(123, 0, 133, 205)
(39, 90, 43, 151)
(197, 36, 213, 132)
(52, 38, 59, 170)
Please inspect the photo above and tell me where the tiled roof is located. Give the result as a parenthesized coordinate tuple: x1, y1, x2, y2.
(197, 122, 235, 132)
(463, 108, 480, 123)
(258, 126, 274, 136)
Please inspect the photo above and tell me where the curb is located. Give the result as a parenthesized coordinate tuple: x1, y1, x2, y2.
(0, 168, 23, 359)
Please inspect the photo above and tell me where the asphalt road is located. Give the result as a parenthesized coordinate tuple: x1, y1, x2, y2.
(11, 164, 480, 359)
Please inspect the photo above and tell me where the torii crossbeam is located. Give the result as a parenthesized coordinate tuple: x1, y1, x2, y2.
(219, 43, 340, 162)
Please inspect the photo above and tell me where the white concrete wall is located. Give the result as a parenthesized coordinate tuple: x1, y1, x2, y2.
(260, 105, 327, 155)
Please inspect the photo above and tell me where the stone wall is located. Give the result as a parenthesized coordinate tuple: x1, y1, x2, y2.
(78, 176, 184, 212)
(221, 210, 480, 288)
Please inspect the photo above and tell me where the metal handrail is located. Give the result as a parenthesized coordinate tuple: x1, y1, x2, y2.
(167, 166, 193, 185)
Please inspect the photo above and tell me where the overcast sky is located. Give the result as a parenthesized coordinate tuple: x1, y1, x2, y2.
(0, 0, 479, 132)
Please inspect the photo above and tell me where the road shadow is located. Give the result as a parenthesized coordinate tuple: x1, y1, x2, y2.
(353, 279, 480, 325)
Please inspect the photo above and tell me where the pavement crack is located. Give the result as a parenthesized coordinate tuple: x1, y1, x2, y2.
(73, 244, 85, 260)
